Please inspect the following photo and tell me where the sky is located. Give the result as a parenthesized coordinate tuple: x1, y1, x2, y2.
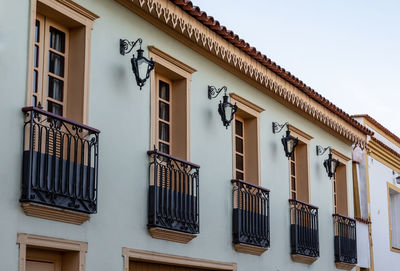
(194, 0, 400, 136)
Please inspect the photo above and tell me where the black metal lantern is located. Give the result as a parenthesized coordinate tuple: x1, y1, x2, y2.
(120, 38, 155, 90)
(281, 129, 299, 158)
(272, 122, 299, 158)
(316, 145, 340, 179)
(208, 85, 237, 128)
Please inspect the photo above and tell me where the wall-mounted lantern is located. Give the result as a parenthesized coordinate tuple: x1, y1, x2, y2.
(272, 122, 299, 158)
(393, 171, 400, 184)
(208, 85, 237, 129)
(120, 38, 155, 90)
(316, 145, 340, 179)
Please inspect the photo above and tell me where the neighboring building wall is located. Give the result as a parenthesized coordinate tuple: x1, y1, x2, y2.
(368, 157, 400, 270)
(0, 0, 358, 271)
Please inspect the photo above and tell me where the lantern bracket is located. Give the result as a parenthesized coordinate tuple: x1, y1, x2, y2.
(272, 122, 289, 134)
(120, 38, 142, 56)
(208, 85, 227, 99)
(316, 145, 331, 156)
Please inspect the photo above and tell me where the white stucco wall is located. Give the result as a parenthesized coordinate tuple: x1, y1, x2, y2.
(0, 0, 356, 270)
(368, 157, 400, 270)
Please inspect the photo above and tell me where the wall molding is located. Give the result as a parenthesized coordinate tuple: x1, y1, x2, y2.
(367, 137, 400, 172)
(115, 0, 367, 147)
(122, 248, 237, 271)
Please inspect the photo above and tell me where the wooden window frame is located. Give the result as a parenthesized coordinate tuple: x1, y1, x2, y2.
(387, 182, 400, 253)
(27, 0, 99, 124)
(149, 46, 196, 161)
(230, 93, 264, 186)
(155, 75, 173, 154)
(17, 233, 88, 271)
(331, 149, 351, 216)
(287, 125, 313, 202)
(35, 15, 70, 116)
(122, 248, 237, 271)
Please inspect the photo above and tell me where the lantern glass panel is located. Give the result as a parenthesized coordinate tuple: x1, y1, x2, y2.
(224, 104, 233, 122)
(137, 57, 148, 81)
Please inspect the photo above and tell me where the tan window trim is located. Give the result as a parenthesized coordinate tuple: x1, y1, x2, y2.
(288, 125, 313, 143)
(27, 0, 99, 124)
(149, 46, 196, 161)
(288, 125, 312, 202)
(331, 149, 351, 216)
(122, 248, 237, 271)
(387, 182, 400, 253)
(17, 233, 87, 271)
(230, 93, 264, 186)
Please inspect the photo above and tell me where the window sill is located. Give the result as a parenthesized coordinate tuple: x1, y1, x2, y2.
(291, 254, 318, 265)
(234, 243, 268, 256)
(21, 203, 90, 225)
(335, 262, 356, 270)
(148, 227, 197, 244)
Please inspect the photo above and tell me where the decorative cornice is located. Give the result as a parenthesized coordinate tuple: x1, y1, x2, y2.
(115, 0, 369, 146)
(367, 137, 400, 172)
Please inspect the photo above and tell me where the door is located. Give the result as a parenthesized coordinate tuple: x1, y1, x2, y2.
(27, 261, 55, 271)
(26, 248, 61, 271)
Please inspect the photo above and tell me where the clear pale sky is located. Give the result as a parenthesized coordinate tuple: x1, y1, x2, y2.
(194, 0, 400, 136)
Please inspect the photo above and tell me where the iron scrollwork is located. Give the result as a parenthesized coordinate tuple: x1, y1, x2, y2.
(20, 107, 100, 214)
(289, 199, 320, 258)
(232, 179, 270, 248)
(333, 214, 357, 265)
(147, 149, 200, 234)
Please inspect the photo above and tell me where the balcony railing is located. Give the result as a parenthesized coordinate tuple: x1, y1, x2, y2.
(147, 149, 200, 234)
(333, 214, 357, 265)
(289, 199, 319, 258)
(232, 179, 270, 248)
(21, 107, 99, 214)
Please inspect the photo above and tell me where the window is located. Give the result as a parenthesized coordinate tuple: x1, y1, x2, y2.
(331, 150, 350, 215)
(231, 94, 264, 185)
(17, 233, 88, 271)
(287, 126, 312, 202)
(33, 15, 69, 116)
(149, 46, 196, 160)
(388, 182, 400, 251)
(28, 0, 99, 123)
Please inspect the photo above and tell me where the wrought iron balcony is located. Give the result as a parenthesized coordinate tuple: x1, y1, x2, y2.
(232, 179, 270, 249)
(147, 149, 200, 235)
(333, 214, 357, 265)
(289, 199, 319, 258)
(21, 107, 99, 214)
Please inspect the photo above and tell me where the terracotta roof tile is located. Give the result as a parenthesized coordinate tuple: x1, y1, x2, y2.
(170, 0, 373, 136)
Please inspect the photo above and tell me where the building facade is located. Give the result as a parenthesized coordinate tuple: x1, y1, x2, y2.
(0, 0, 373, 270)
(353, 115, 400, 271)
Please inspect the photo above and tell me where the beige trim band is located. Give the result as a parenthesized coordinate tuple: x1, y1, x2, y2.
(367, 138, 400, 172)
